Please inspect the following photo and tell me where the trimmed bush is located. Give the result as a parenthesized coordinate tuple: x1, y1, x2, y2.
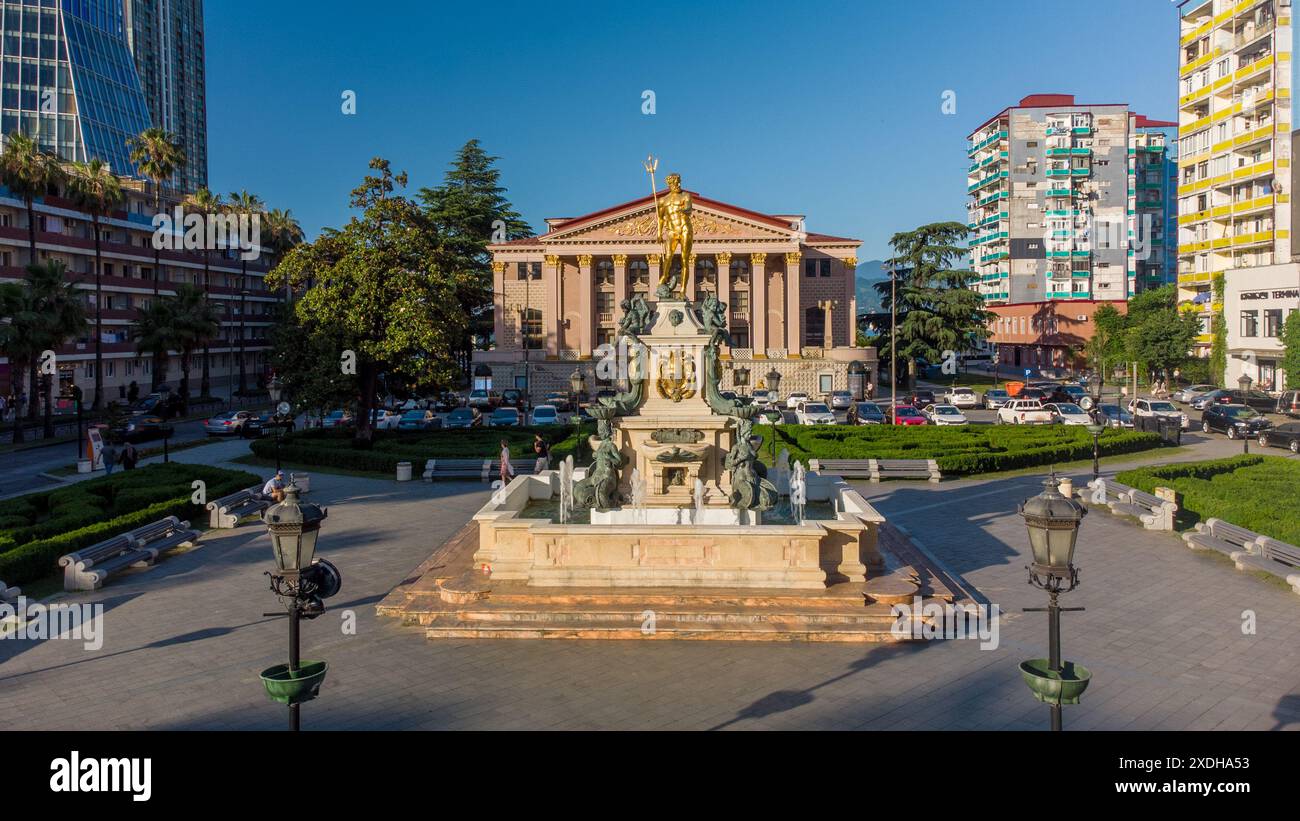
(759, 424, 1163, 476)
(1117, 455, 1299, 545)
(0, 463, 260, 586)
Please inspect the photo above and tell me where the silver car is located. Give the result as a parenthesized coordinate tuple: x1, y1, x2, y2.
(828, 391, 853, 411)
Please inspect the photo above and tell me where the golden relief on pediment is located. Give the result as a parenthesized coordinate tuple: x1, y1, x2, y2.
(603, 211, 762, 239)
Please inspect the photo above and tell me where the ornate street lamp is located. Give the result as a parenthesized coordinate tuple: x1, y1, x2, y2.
(266, 376, 292, 470)
(1238, 374, 1253, 453)
(1085, 421, 1106, 481)
(1018, 476, 1090, 731)
(766, 368, 782, 407)
(260, 486, 336, 731)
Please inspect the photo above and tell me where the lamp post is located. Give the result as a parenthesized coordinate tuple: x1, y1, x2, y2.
(1019, 476, 1091, 731)
(889, 263, 897, 424)
(1238, 373, 1253, 454)
(1086, 373, 1105, 480)
(71, 384, 83, 461)
(260, 486, 336, 731)
(268, 376, 288, 472)
(570, 369, 586, 460)
(765, 367, 782, 413)
(238, 289, 250, 398)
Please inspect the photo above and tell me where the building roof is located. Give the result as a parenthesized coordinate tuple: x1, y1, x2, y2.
(970, 93, 1133, 136)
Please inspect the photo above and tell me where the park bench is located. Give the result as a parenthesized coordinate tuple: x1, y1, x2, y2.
(421, 459, 539, 482)
(1083, 477, 1131, 506)
(1239, 538, 1300, 595)
(0, 578, 19, 603)
(1182, 518, 1262, 558)
(1107, 487, 1178, 531)
(808, 458, 941, 483)
(58, 516, 199, 591)
(206, 485, 271, 529)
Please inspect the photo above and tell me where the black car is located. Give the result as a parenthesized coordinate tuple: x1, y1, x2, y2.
(1047, 385, 1087, 405)
(500, 389, 526, 410)
(1195, 388, 1276, 413)
(1258, 421, 1300, 454)
(113, 415, 174, 443)
(1017, 387, 1049, 402)
(1201, 404, 1271, 438)
(907, 389, 936, 407)
(130, 392, 184, 419)
(242, 413, 296, 438)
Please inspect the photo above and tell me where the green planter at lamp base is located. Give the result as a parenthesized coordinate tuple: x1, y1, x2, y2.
(260, 660, 328, 705)
(1019, 659, 1091, 705)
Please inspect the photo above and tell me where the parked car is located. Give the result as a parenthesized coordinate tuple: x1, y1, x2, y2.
(446, 407, 481, 429)
(1201, 404, 1270, 439)
(131, 392, 184, 419)
(827, 391, 853, 411)
(1258, 421, 1300, 453)
(489, 407, 522, 427)
(997, 399, 1054, 425)
(1016, 387, 1049, 402)
(1042, 402, 1091, 426)
(204, 410, 255, 436)
(1172, 384, 1217, 403)
(114, 415, 174, 443)
(907, 389, 936, 407)
(1191, 388, 1275, 413)
(785, 392, 810, 410)
(467, 389, 495, 410)
(529, 404, 560, 426)
(1128, 398, 1189, 429)
(242, 413, 295, 438)
(853, 401, 886, 425)
(892, 405, 928, 426)
(321, 410, 354, 429)
(1189, 389, 1229, 411)
(942, 387, 980, 409)
(922, 404, 968, 426)
(500, 389, 526, 410)
(397, 410, 439, 430)
(982, 389, 1011, 410)
(370, 408, 402, 430)
(1047, 385, 1087, 406)
(542, 392, 572, 413)
(796, 402, 837, 425)
(1095, 404, 1134, 428)
(1274, 390, 1300, 418)
(432, 392, 462, 413)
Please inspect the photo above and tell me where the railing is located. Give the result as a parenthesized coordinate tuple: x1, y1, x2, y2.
(730, 348, 753, 360)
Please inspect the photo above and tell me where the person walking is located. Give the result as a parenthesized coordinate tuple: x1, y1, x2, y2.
(499, 439, 515, 484)
(127, 381, 140, 403)
(121, 441, 138, 470)
(102, 440, 120, 475)
(533, 434, 550, 474)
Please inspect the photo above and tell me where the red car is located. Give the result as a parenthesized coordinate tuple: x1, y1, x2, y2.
(892, 405, 928, 425)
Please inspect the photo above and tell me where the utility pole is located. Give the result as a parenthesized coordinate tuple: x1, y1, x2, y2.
(890, 263, 897, 424)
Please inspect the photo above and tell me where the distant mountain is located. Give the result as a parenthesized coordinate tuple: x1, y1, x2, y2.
(855, 259, 888, 315)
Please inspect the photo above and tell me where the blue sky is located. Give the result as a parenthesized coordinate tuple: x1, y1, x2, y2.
(205, 0, 1179, 260)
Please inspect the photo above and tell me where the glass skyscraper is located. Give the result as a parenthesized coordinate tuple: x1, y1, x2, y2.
(0, 0, 153, 178)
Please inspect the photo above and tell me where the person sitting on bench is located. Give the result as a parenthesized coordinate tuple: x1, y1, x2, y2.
(262, 470, 287, 503)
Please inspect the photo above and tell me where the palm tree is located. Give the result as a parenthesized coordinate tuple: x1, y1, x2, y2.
(26, 260, 88, 437)
(127, 128, 185, 296)
(0, 280, 36, 444)
(0, 133, 65, 269)
(65, 159, 125, 409)
(262, 207, 305, 299)
(166, 283, 220, 413)
(226, 190, 264, 395)
(130, 299, 179, 405)
(182, 187, 223, 397)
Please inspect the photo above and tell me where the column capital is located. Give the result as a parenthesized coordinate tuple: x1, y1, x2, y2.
(716, 251, 732, 266)
(491, 261, 506, 274)
(785, 252, 802, 266)
(544, 254, 561, 267)
(647, 253, 661, 265)
(612, 254, 628, 266)
(750, 252, 767, 265)
(577, 254, 593, 267)
(844, 256, 858, 268)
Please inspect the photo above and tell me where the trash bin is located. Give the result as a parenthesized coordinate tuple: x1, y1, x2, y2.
(1158, 417, 1181, 445)
(396, 461, 412, 482)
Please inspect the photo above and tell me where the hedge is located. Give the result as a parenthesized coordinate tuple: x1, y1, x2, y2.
(759, 424, 1164, 476)
(0, 463, 260, 586)
(248, 425, 586, 475)
(1117, 455, 1300, 545)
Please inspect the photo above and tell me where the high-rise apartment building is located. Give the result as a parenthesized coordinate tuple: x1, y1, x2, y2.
(967, 94, 1177, 307)
(1176, 0, 1296, 354)
(123, 0, 207, 192)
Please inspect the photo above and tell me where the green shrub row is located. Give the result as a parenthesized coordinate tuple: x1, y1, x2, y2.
(1117, 455, 1300, 545)
(760, 424, 1163, 476)
(0, 463, 261, 586)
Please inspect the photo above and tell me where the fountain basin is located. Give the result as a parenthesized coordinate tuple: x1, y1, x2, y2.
(473, 470, 884, 590)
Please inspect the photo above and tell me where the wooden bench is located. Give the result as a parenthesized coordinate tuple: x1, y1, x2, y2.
(1182, 518, 1261, 558)
(809, 458, 941, 483)
(206, 485, 271, 529)
(1107, 487, 1177, 531)
(422, 459, 539, 482)
(58, 517, 199, 591)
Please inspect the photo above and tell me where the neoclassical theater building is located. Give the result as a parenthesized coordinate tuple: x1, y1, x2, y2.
(478, 189, 876, 401)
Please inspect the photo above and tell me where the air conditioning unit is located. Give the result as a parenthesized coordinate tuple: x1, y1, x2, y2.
(1078, 315, 1087, 321)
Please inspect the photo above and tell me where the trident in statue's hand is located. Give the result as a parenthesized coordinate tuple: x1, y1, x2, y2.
(644, 155, 662, 241)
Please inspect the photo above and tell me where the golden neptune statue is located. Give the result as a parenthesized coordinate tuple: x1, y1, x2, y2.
(644, 157, 694, 298)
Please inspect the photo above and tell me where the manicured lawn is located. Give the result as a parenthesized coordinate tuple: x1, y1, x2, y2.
(0, 462, 261, 586)
(1117, 455, 1300, 545)
(761, 424, 1163, 476)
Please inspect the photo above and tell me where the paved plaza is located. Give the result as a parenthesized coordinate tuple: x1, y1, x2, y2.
(1, 434, 1298, 731)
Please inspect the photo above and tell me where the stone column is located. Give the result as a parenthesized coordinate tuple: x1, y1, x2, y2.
(821, 299, 837, 348)
(647, 254, 661, 299)
(612, 254, 628, 327)
(786, 252, 802, 356)
(577, 254, 594, 356)
(715, 252, 732, 349)
(491, 261, 506, 348)
(544, 254, 561, 357)
(844, 256, 857, 348)
(751, 253, 767, 356)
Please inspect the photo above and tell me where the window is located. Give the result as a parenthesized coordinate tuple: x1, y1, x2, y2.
(517, 262, 540, 280)
(596, 292, 615, 316)
(805, 259, 817, 278)
(1240, 310, 1258, 337)
(819, 373, 834, 394)
(629, 260, 650, 287)
(1264, 308, 1283, 337)
(730, 259, 750, 285)
(595, 260, 614, 286)
(804, 306, 826, 347)
(732, 291, 749, 313)
(596, 328, 615, 347)
(521, 308, 543, 349)
(730, 329, 749, 349)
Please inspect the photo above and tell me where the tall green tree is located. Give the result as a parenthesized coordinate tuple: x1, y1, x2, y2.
(262, 207, 305, 300)
(65, 158, 125, 408)
(27, 260, 88, 437)
(0, 133, 65, 269)
(875, 221, 991, 388)
(226, 190, 265, 394)
(269, 158, 473, 445)
(181, 187, 224, 398)
(166, 283, 221, 412)
(1086, 302, 1126, 386)
(1280, 309, 1300, 391)
(0, 280, 36, 443)
(127, 128, 185, 295)
(130, 299, 180, 401)
(1209, 273, 1227, 387)
(419, 140, 530, 373)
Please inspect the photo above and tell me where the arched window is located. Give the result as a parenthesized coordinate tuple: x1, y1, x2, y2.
(596, 259, 615, 286)
(730, 259, 750, 285)
(629, 259, 650, 288)
(804, 306, 825, 347)
(694, 259, 716, 299)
